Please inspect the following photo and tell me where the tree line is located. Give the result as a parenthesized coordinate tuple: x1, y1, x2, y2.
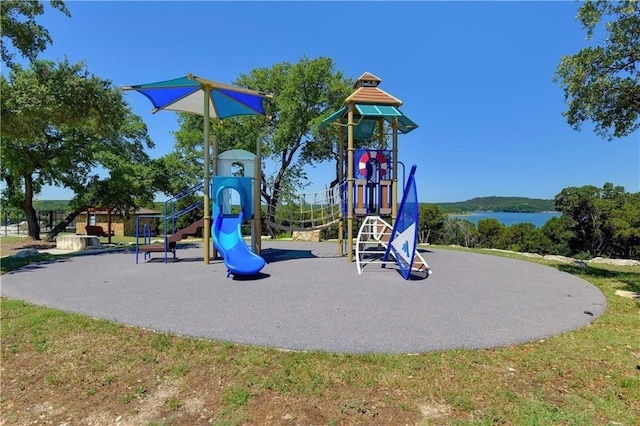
(419, 183, 640, 260)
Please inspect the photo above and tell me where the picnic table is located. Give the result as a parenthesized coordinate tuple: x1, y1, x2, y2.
(85, 225, 114, 238)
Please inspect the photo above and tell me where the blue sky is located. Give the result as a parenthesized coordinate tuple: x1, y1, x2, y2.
(22, 1, 640, 202)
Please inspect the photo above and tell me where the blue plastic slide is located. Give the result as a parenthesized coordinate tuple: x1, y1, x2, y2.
(212, 210, 265, 277)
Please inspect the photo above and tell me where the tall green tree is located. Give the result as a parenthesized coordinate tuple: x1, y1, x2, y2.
(477, 218, 505, 248)
(234, 57, 355, 230)
(542, 215, 575, 256)
(1, 59, 155, 240)
(553, 183, 629, 258)
(418, 203, 446, 244)
(172, 56, 357, 233)
(554, 184, 608, 257)
(1, 0, 70, 68)
(44, 152, 167, 242)
(554, 0, 640, 140)
(552, 183, 640, 259)
(608, 192, 640, 259)
(497, 223, 551, 254)
(440, 218, 478, 248)
(171, 112, 253, 192)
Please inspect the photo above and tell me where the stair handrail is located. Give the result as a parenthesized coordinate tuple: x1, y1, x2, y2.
(135, 182, 211, 264)
(161, 181, 208, 263)
(134, 213, 163, 264)
(163, 182, 205, 235)
(166, 181, 205, 203)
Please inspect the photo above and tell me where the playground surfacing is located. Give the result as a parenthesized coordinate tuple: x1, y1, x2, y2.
(0, 241, 606, 354)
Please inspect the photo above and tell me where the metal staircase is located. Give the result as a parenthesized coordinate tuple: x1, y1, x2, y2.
(135, 182, 206, 263)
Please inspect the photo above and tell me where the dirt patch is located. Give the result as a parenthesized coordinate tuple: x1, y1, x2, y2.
(0, 238, 57, 257)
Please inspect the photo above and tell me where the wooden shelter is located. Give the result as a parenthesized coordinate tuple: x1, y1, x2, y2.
(76, 207, 160, 237)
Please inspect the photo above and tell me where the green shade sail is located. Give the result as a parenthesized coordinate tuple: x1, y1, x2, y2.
(319, 104, 418, 140)
(355, 104, 402, 117)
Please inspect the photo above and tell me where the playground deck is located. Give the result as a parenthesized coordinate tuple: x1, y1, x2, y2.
(0, 241, 605, 354)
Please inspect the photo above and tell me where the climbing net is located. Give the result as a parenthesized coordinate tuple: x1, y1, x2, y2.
(265, 184, 344, 231)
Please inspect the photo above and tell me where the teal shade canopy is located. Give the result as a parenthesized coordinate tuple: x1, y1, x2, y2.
(320, 104, 418, 140)
(355, 104, 402, 117)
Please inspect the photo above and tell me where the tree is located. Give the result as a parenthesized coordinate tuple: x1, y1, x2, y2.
(554, 185, 606, 257)
(554, 0, 640, 140)
(497, 223, 551, 254)
(477, 218, 505, 248)
(172, 56, 357, 234)
(418, 203, 446, 244)
(553, 183, 626, 257)
(171, 112, 251, 192)
(235, 57, 356, 231)
(541, 215, 574, 256)
(45, 149, 168, 241)
(1, 0, 70, 68)
(441, 218, 478, 248)
(1, 59, 155, 240)
(608, 192, 640, 259)
(552, 183, 640, 259)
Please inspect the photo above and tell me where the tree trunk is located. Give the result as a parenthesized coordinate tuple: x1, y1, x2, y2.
(260, 176, 276, 239)
(264, 172, 284, 237)
(23, 173, 40, 240)
(327, 155, 341, 207)
(266, 183, 280, 238)
(45, 209, 82, 242)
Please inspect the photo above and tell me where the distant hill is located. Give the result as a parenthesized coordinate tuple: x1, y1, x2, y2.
(432, 196, 556, 213)
(30, 197, 556, 214)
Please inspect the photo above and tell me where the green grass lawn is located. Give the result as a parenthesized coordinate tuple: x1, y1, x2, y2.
(1, 246, 639, 425)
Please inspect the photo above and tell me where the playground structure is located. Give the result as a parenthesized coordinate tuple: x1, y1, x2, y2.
(354, 165, 431, 279)
(135, 71, 430, 278)
(318, 72, 431, 277)
(211, 150, 265, 277)
(136, 146, 266, 277)
(263, 72, 431, 278)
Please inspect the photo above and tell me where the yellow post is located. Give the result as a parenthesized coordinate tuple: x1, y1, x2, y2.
(255, 136, 262, 254)
(203, 87, 211, 264)
(377, 118, 385, 218)
(347, 105, 355, 262)
(212, 135, 219, 260)
(392, 117, 399, 222)
(338, 121, 344, 257)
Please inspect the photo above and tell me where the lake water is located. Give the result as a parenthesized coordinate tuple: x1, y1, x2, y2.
(449, 211, 562, 228)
